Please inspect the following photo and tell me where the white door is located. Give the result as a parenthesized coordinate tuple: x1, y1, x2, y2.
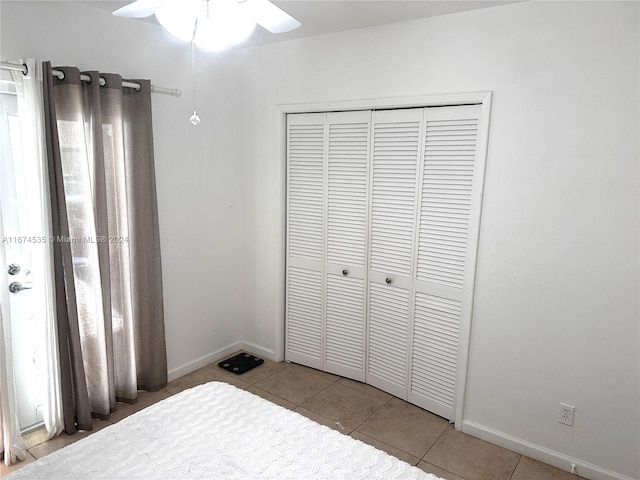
(366, 108, 423, 399)
(284, 102, 490, 423)
(324, 111, 370, 381)
(0, 82, 48, 431)
(285, 113, 326, 369)
(409, 104, 483, 420)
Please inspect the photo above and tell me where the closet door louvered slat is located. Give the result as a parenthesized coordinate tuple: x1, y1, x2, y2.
(325, 273, 366, 378)
(368, 282, 411, 397)
(369, 113, 422, 278)
(410, 104, 482, 420)
(287, 118, 325, 262)
(324, 111, 370, 380)
(287, 267, 324, 362)
(285, 113, 326, 369)
(367, 109, 423, 399)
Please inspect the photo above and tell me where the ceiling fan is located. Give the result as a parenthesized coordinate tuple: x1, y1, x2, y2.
(114, 0, 301, 50)
(114, 0, 301, 125)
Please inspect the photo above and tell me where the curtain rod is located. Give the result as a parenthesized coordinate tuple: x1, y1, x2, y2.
(1, 61, 182, 98)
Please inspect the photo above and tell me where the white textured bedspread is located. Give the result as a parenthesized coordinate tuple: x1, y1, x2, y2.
(8, 382, 443, 479)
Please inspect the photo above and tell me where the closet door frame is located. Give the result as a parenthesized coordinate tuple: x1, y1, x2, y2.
(275, 92, 492, 428)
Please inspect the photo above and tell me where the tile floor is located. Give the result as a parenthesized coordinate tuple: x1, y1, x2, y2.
(1, 355, 585, 480)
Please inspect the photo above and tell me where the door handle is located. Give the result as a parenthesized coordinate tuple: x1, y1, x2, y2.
(385, 277, 392, 285)
(9, 282, 31, 293)
(7, 264, 20, 275)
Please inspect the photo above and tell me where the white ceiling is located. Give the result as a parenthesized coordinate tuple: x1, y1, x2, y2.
(87, 0, 522, 47)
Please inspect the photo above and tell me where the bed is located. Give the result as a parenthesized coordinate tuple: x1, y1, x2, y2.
(6, 382, 443, 479)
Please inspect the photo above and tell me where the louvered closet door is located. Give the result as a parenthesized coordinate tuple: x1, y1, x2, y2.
(366, 108, 423, 399)
(285, 113, 326, 369)
(410, 104, 482, 420)
(324, 111, 370, 381)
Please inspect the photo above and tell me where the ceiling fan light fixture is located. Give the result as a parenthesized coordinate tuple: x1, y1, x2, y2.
(193, 0, 256, 51)
(115, 0, 300, 46)
(155, 0, 200, 42)
(114, 0, 300, 125)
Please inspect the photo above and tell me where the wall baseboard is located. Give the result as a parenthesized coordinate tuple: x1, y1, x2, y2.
(239, 341, 275, 361)
(167, 342, 243, 382)
(167, 342, 275, 382)
(461, 420, 637, 480)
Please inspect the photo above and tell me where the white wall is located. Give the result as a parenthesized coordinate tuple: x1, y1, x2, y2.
(235, 2, 639, 479)
(0, 1, 246, 377)
(2, 1, 638, 478)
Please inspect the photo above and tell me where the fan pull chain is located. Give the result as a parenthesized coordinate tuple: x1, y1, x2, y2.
(189, 40, 200, 126)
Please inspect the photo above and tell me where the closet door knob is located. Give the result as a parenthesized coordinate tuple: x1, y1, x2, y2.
(385, 277, 392, 284)
(342, 269, 348, 276)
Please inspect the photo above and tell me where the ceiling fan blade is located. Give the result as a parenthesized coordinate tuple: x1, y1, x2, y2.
(113, 0, 167, 18)
(243, 0, 301, 34)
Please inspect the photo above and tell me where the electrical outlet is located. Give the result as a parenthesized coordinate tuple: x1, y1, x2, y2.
(559, 403, 575, 426)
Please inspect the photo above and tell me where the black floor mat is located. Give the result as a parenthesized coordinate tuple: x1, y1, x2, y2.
(218, 352, 264, 374)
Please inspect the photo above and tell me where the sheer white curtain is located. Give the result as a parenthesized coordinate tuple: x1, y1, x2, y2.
(0, 57, 63, 465)
(0, 210, 26, 464)
(10, 58, 64, 441)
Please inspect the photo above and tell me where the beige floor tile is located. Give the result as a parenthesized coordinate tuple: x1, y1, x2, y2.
(294, 407, 352, 434)
(417, 461, 467, 480)
(109, 389, 173, 423)
(336, 377, 393, 402)
(511, 456, 586, 480)
(300, 382, 388, 430)
(423, 427, 520, 480)
(351, 431, 420, 466)
(254, 363, 334, 405)
(22, 427, 48, 449)
(217, 357, 290, 385)
(164, 364, 249, 395)
(28, 419, 112, 460)
(245, 385, 297, 409)
(357, 397, 449, 458)
(0, 452, 36, 477)
(289, 362, 341, 383)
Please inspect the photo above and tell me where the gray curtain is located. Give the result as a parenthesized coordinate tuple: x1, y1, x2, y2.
(42, 62, 167, 434)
